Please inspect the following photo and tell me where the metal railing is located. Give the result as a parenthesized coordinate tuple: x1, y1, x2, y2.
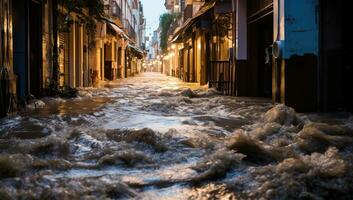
(208, 60, 236, 96)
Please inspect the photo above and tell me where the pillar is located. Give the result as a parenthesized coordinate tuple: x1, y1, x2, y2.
(69, 22, 76, 88)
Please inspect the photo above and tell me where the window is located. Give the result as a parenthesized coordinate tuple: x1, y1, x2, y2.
(112, 2, 117, 15)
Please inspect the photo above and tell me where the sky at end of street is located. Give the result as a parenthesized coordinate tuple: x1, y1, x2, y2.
(140, 0, 167, 42)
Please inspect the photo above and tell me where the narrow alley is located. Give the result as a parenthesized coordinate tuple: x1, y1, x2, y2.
(1, 73, 353, 199)
(1, 0, 353, 199)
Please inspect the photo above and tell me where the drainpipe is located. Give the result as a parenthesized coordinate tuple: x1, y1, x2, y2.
(272, 0, 283, 104)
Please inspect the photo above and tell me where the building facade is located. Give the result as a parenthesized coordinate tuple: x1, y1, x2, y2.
(167, 0, 232, 88)
(233, 0, 353, 112)
(0, 0, 16, 117)
(0, 0, 146, 117)
(165, 0, 352, 112)
(147, 29, 162, 72)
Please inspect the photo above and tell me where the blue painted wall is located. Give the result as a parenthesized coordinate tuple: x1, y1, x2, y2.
(283, 0, 319, 59)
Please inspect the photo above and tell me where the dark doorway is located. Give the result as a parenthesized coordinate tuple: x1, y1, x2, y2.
(342, 1, 353, 112)
(189, 47, 194, 82)
(248, 13, 273, 98)
(125, 50, 131, 78)
(320, 0, 353, 112)
(117, 47, 122, 78)
(75, 23, 81, 87)
(179, 49, 184, 80)
(12, 0, 27, 99)
(185, 46, 191, 82)
(83, 44, 89, 87)
(104, 43, 113, 81)
(203, 33, 211, 86)
(29, 0, 43, 97)
(100, 48, 103, 80)
(257, 14, 273, 98)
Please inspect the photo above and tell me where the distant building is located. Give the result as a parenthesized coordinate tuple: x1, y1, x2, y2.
(147, 29, 161, 61)
(166, 0, 232, 83)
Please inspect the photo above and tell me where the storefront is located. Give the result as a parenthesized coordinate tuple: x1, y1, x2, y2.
(233, 0, 274, 98)
(125, 43, 144, 77)
(11, 0, 56, 100)
(1, 0, 16, 117)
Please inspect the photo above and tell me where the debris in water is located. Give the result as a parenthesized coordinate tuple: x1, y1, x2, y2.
(264, 104, 302, 126)
(297, 123, 353, 153)
(189, 150, 245, 183)
(227, 132, 294, 164)
(0, 154, 33, 178)
(106, 128, 168, 152)
(180, 88, 198, 98)
(187, 183, 237, 200)
(234, 147, 352, 200)
(26, 100, 46, 110)
(98, 150, 153, 167)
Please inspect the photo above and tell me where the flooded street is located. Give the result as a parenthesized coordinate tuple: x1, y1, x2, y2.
(1, 73, 353, 199)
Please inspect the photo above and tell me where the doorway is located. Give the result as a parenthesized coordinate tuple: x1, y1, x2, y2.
(256, 14, 273, 98)
(320, 0, 353, 111)
(189, 47, 194, 82)
(178, 48, 184, 79)
(29, 0, 43, 97)
(104, 43, 113, 81)
(248, 13, 273, 98)
(117, 47, 122, 78)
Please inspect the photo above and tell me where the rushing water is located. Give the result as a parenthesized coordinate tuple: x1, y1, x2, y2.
(0, 73, 353, 199)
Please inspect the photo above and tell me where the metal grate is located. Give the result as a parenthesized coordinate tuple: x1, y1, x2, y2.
(208, 60, 236, 96)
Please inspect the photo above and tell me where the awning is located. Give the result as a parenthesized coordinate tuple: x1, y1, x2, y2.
(107, 22, 130, 40)
(127, 44, 145, 59)
(101, 17, 120, 27)
(170, 18, 192, 43)
(170, 32, 182, 43)
(170, 0, 216, 43)
(191, 0, 217, 21)
(102, 17, 131, 41)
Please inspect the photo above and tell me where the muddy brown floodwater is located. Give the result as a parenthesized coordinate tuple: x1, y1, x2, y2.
(1, 73, 353, 200)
